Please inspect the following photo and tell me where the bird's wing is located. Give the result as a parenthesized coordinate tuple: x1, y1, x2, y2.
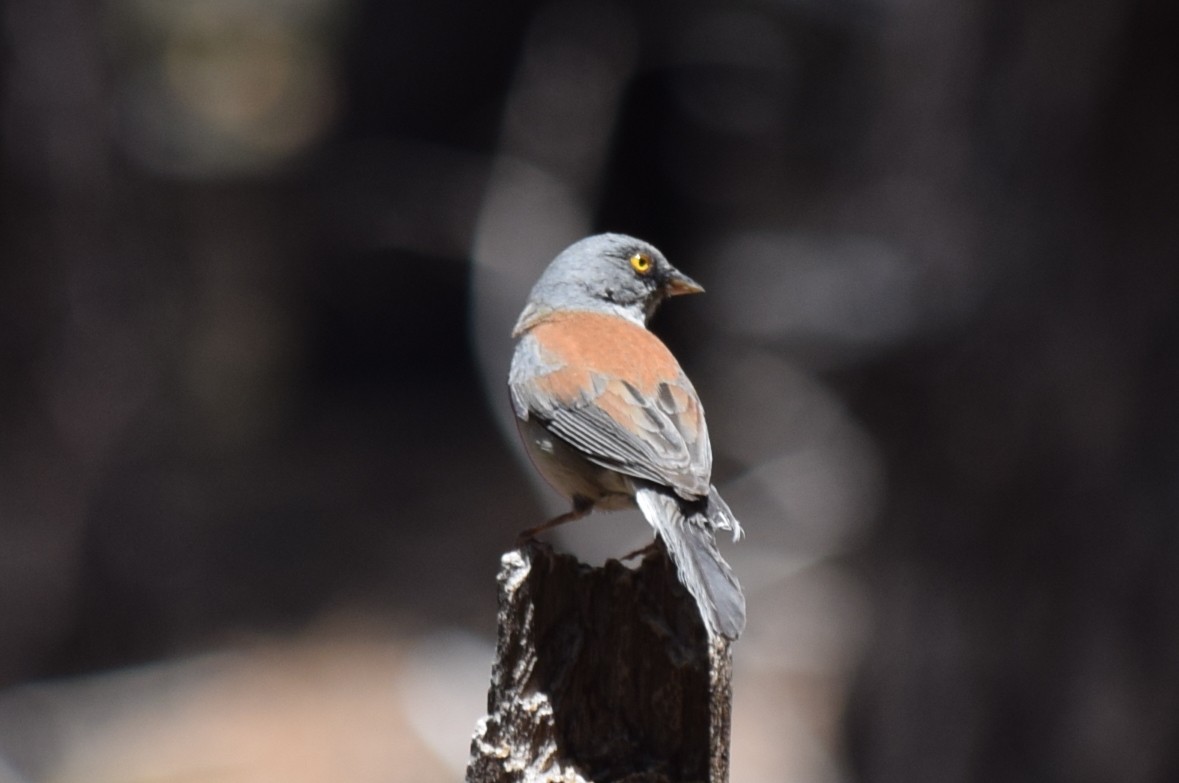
(510, 323, 712, 499)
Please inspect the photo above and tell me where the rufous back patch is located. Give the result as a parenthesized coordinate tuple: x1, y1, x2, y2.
(526, 311, 685, 403)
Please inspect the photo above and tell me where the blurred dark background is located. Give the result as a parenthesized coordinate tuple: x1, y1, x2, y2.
(1, 0, 1177, 781)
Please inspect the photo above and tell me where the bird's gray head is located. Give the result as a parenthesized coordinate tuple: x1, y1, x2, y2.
(513, 233, 703, 334)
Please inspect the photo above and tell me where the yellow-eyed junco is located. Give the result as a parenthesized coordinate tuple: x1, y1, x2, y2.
(509, 233, 745, 640)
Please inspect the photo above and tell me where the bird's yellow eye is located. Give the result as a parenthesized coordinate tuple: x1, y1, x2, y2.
(630, 252, 653, 275)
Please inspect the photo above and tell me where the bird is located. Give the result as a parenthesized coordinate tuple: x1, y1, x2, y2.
(508, 232, 745, 640)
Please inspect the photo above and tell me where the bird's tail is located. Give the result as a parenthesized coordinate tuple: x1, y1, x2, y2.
(635, 486, 746, 640)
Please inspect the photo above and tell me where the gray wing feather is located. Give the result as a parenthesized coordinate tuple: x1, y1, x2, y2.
(547, 400, 703, 493)
(509, 334, 711, 498)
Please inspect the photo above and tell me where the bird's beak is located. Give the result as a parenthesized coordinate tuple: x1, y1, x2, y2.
(665, 269, 704, 296)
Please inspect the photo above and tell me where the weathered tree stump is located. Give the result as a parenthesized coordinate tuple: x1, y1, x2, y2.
(466, 540, 733, 783)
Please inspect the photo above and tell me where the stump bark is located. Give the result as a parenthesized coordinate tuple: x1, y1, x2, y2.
(466, 540, 733, 783)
